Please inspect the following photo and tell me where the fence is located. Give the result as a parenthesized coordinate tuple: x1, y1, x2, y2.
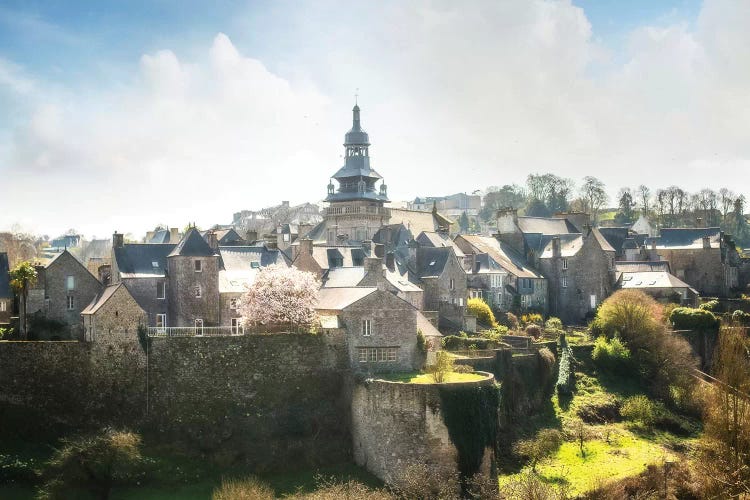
(147, 326, 245, 338)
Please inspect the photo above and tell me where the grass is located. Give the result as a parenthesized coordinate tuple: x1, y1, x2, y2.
(379, 372, 488, 384)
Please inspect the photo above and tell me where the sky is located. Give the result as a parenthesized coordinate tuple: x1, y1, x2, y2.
(1, 0, 749, 239)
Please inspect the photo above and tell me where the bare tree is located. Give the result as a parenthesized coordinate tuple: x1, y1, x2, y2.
(637, 184, 651, 216)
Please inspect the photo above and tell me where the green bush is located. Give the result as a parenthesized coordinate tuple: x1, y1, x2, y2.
(556, 335, 575, 395)
(428, 351, 455, 383)
(416, 329, 427, 354)
(591, 335, 632, 374)
(669, 307, 720, 332)
(442, 336, 500, 351)
(699, 299, 720, 312)
(513, 428, 563, 472)
(620, 395, 664, 429)
(467, 298, 496, 327)
(544, 317, 563, 331)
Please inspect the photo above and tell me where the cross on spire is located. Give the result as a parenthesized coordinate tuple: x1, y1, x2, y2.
(355, 88, 359, 105)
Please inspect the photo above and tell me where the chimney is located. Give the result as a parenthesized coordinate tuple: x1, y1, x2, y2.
(113, 231, 124, 249)
(407, 239, 419, 272)
(373, 243, 385, 258)
(145, 231, 155, 243)
(552, 236, 561, 258)
(648, 239, 659, 260)
(170, 227, 179, 242)
(385, 252, 395, 271)
(299, 238, 314, 256)
(246, 230, 258, 243)
(496, 208, 519, 234)
(364, 257, 388, 291)
(207, 230, 219, 251)
(298, 223, 312, 239)
(702, 235, 711, 249)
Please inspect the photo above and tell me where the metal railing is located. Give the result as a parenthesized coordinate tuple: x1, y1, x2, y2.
(324, 206, 391, 216)
(147, 326, 245, 337)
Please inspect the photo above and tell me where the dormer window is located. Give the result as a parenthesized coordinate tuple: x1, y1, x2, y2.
(194, 260, 202, 272)
(152, 261, 159, 268)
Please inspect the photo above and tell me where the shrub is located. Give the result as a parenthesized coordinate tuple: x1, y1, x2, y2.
(453, 364, 474, 374)
(466, 298, 496, 327)
(544, 317, 563, 331)
(590, 290, 663, 341)
(620, 395, 664, 429)
(556, 335, 575, 395)
(514, 428, 563, 472)
(521, 313, 543, 326)
(428, 351, 455, 383)
(699, 299, 720, 312)
(506, 312, 519, 330)
(732, 310, 750, 326)
(212, 476, 274, 500)
(39, 428, 143, 500)
(416, 329, 427, 354)
(591, 335, 632, 375)
(391, 461, 459, 500)
(441, 336, 500, 351)
(525, 324, 542, 338)
(669, 307, 720, 332)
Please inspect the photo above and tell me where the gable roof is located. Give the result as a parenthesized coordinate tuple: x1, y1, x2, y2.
(456, 235, 543, 279)
(372, 223, 414, 251)
(618, 271, 696, 291)
(416, 311, 442, 338)
(416, 231, 465, 257)
(591, 228, 616, 253)
(0, 252, 10, 299)
(316, 287, 377, 311)
(46, 249, 100, 282)
(417, 246, 454, 278)
(114, 244, 175, 278)
(148, 229, 173, 244)
(168, 228, 217, 257)
(81, 283, 136, 315)
(389, 208, 453, 235)
(309, 245, 368, 270)
(598, 227, 630, 254)
(517, 216, 577, 235)
(647, 227, 722, 250)
(616, 261, 671, 273)
(323, 267, 366, 288)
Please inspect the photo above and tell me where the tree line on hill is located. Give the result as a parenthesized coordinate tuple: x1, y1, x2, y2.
(478, 174, 750, 247)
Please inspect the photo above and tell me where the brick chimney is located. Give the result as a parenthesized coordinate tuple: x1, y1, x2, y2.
(299, 238, 313, 256)
(113, 231, 124, 249)
(170, 228, 179, 242)
(496, 208, 524, 255)
(364, 257, 387, 290)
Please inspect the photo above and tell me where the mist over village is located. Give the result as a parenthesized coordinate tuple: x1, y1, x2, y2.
(2, 1, 750, 499)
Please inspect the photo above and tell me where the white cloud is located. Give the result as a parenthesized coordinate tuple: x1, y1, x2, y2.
(2, 0, 750, 238)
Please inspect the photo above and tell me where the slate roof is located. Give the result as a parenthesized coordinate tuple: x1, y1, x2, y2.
(456, 235, 543, 279)
(168, 228, 217, 257)
(310, 246, 368, 270)
(598, 227, 630, 254)
(616, 261, 671, 273)
(316, 287, 377, 311)
(372, 223, 414, 251)
(517, 217, 578, 235)
(416, 231, 465, 257)
(646, 228, 722, 250)
(619, 271, 696, 291)
(534, 234, 583, 258)
(323, 267, 366, 288)
(114, 244, 175, 278)
(81, 283, 131, 315)
(218, 246, 290, 294)
(389, 208, 453, 235)
(591, 228, 616, 253)
(0, 252, 11, 299)
(417, 247, 453, 278)
(148, 230, 173, 244)
(470, 253, 506, 274)
(416, 311, 442, 338)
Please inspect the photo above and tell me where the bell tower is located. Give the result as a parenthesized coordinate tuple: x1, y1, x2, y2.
(324, 103, 390, 244)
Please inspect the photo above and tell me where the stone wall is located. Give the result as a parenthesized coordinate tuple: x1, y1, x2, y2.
(83, 285, 146, 340)
(121, 277, 167, 327)
(351, 374, 496, 484)
(657, 247, 726, 296)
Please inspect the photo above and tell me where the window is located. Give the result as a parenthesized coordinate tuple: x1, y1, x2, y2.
(231, 318, 241, 334)
(450, 278, 455, 290)
(230, 298, 239, 310)
(0, 301, 6, 312)
(590, 295, 597, 309)
(362, 319, 372, 336)
(194, 260, 202, 272)
(459, 298, 464, 306)
(194, 318, 204, 333)
(66, 275, 75, 290)
(157, 282, 166, 299)
(283, 233, 290, 242)
(66, 296, 74, 310)
(194, 284, 202, 298)
(156, 314, 166, 329)
(562, 258, 568, 270)
(490, 274, 502, 288)
(358, 347, 397, 362)
(562, 273, 568, 288)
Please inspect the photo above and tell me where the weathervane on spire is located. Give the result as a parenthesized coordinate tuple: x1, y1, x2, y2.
(355, 88, 359, 105)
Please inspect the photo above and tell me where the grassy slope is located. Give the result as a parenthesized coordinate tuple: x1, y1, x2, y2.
(381, 372, 487, 384)
(500, 361, 700, 496)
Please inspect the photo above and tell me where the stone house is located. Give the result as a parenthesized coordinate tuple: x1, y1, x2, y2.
(316, 286, 430, 373)
(598, 227, 648, 261)
(81, 283, 147, 341)
(292, 238, 369, 279)
(644, 228, 740, 297)
(454, 234, 546, 313)
(495, 209, 616, 323)
(616, 270, 699, 306)
(26, 249, 102, 337)
(166, 229, 221, 328)
(413, 246, 468, 329)
(0, 252, 11, 326)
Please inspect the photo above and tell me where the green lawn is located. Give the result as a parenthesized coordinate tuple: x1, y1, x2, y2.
(379, 372, 488, 384)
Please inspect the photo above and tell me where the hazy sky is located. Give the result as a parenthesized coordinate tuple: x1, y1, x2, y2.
(1, 0, 748, 239)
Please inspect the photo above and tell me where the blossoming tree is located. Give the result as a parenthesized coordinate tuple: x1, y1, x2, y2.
(239, 265, 320, 330)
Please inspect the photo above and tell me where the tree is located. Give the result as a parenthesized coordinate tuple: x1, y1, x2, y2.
(514, 428, 563, 472)
(480, 184, 525, 221)
(429, 351, 455, 383)
(578, 176, 608, 223)
(239, 265, 320, 329)
(614, 187, 635, 225)
(40, 428, 143, 500)
(526, 173, 573, 216)
(458, 211, 469, 233)
(10, 261, 38, 340)
(637, 184, 651, 216)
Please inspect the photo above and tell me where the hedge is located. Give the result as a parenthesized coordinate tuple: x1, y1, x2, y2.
(669, 307, 720, 332)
